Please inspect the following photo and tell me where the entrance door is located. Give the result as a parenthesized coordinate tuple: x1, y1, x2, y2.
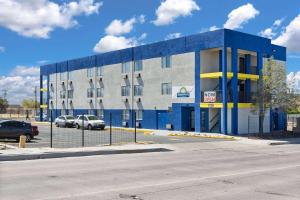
(201, 109, 208, 132)
(190, 110, 195, 131)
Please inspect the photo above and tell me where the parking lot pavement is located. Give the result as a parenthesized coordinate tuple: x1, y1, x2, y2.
(1, 124, 229, 148)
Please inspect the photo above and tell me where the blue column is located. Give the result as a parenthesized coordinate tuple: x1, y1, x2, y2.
(257, 52, 263, 133)
(222, 47, 228, 135)
(245, 54, 251, 102)
(39, 75, 43, 121)
(231, 48, 238, 135)
(195, 50, 201, 133)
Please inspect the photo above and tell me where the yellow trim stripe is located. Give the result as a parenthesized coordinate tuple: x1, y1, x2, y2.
(200, 103, 253, 108)
(40, 88, 48, 92)
(200, 72, 259, 81)
(40, 104, 48, 108)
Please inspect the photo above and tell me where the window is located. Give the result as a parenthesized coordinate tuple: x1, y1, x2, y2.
(88, 110, 95, 115)
(87, 68, 93, 78)
(121, 86, 130, 96)
(67, 90, 73, 99)
(134, 60, 143, 71)
(97, 67, 103, 76)
(60, 90, 66, 99)
(161, 83, 172, 95)
(161, 55, 172, 68)
(136, 110, 143, 120)
(60, 72, 67, 81)
(97, 109, 104, 119)
(122, 62, 131, 73)
(61, 109, 66, 115)
(87, 88, 94, 98)
(122, 110, 130, 121)
(68, 110, 74, 116)
(134, 85, 143, 96)
(67, 71, 72, 80)
(49, 91, 54, 99)
(96, 88, 104, 97)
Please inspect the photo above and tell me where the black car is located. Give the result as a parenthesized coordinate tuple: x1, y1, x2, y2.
(0, 120, 37, 142)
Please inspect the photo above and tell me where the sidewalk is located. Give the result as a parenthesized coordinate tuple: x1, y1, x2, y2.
(0, 143, 173, 162)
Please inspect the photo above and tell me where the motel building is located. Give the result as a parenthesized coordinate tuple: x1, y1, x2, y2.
(39, 29, 287, 135)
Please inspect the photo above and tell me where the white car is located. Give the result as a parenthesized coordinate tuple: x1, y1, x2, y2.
(54, 115, 75, 128)
(75, 115, 105, 130)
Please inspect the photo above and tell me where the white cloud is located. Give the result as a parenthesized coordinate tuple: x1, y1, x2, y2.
(0, 0, 102, 39)
(273, 14, 300, 52)
(259, 18, 284, 39)
(165, 32, 182, 40)
(153, 0, 200, 26)
(259, 28, 276, 39)
(287, 71, 300, 93)
(93, 35, 139, 53)
(209, 26, 219, 31)
(138, 33, 147, 41)
(105, 15, 145, 36)
(0, 46, 5, 53)
(224, 3, 259, 30)
(0, 66, 40, 104)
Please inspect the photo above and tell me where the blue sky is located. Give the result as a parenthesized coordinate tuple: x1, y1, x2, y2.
(0, 0, 299, 103)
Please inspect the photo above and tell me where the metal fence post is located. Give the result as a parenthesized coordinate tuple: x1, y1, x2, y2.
(82, 114, 84, 147)
(50, 110, 53, 148)
(109, 112, 112, 145)
(134, 111, 137, 143)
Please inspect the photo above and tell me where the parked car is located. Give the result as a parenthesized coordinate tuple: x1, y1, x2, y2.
(54, 115, 76, 128)
(0, 120, 39, 142)
(75, 115, 105, 130)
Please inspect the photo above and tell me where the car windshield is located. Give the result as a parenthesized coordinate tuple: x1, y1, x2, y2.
(88, 116, 99, 120)
(66, 116, 74, 120)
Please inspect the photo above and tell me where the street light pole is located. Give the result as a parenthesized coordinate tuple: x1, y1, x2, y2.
(34, 86, 37, 116)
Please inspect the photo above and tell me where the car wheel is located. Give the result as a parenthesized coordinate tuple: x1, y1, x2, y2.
(88, 124, 93, 130)
(25, 134, 32, 142)
(76, 124, 80, 129)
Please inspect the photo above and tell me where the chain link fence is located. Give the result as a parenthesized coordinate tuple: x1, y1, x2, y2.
(49, 112, 138, 148)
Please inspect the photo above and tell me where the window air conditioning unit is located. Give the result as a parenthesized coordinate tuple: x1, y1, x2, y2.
(135, 73, 141, 78)
(166, 123, 173, 130)
(50, 83, 53, 88)
(136, 98, 141, 103)
(122, 97, 128, 103)
(69, 100, 73, 105)
(62, 100, 65, 105)
(50, 100, 53, 105)
(122, 121, 128, 127)
(136, 122, 141, 128)
(99, 99, 103, 103)
(89, 78, 93, 83)
(123, 74, 128, 79)
(99, 77, 103, 82)
(61, 81, 65, 86)
(68, 80, 73, 85)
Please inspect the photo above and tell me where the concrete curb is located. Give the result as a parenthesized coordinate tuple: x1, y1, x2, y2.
(0, 147, 172, 162)
(168, 133, 237, 140)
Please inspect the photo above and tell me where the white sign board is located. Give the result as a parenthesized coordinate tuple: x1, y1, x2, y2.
(204, 91, 216, 102)
(172, 86, 195, 99)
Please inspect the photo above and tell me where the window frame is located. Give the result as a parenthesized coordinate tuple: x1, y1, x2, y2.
(97, 109, 104, 119)
(161, 82, 172, 95)
(122, 62, 131, 74)
(122, 109, 130, 121)
(87, 88, 94, 98)
(134, 85, 143, 96)
(96, 67, 103, 76)
(87, 68, 94, 78)
(136, 110, 143, 121)
(161, 55, 172, 69)
(96, 87, 104, 97)
(134, 60, 143, 72)
(121, 86, 130, 96)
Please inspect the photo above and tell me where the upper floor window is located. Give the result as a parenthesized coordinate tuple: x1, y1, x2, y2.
(121, 86, 130, 96)
(60, 90, 66, 99)
(97, 67, 103, 76)
(87, 68, 93, 78)
(134, 85, 143, 96)
(67, 90, 73, 99)
(122, 62, 131, 74)
(87, 88, 94, 98)
(134, 60, 143, 72)
(60, 72, 67, 81)
(96, 88, 104, 97)
(161, 82, 172, 95)
(161, 55, 172, 69)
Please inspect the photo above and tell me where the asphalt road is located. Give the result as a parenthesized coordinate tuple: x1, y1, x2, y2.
(1, 124, 228, 148)
(1, 141, 300, 200)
